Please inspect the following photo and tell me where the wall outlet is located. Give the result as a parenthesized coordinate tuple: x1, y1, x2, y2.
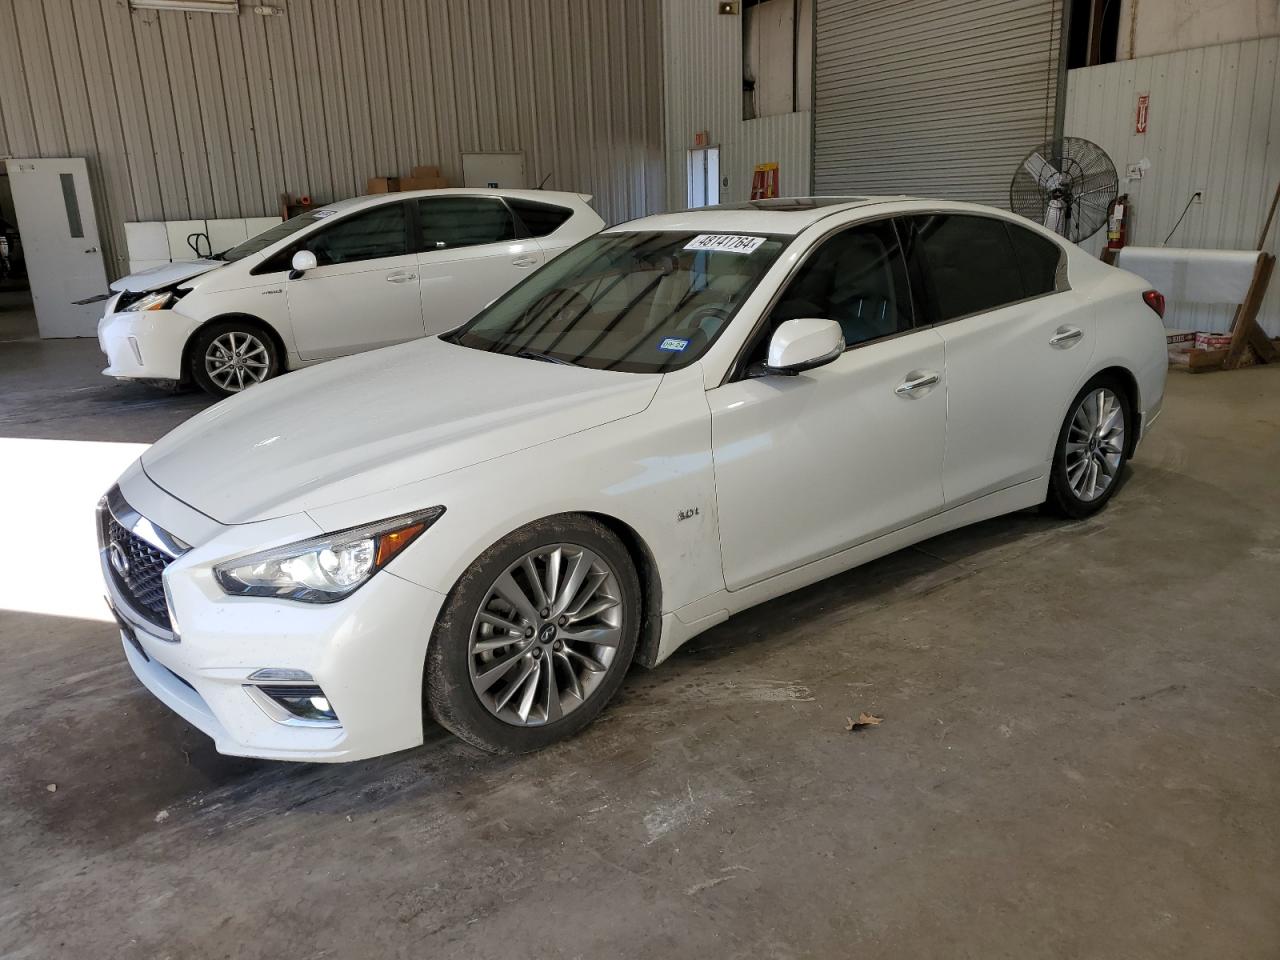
(1191, 190, 1204, 203)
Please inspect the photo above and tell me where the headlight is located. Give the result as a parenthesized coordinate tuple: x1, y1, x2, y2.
(214, 507, 445, 603)
(124, 290, 175, 312)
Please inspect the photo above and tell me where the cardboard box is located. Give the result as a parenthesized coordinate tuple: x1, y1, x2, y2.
(411, 165, 441, 179)
(1194, 331, 1233, 351)
(400, 175, 447, 191)
(1164, 329, 1196, 345)
(366, 176, 400, 194)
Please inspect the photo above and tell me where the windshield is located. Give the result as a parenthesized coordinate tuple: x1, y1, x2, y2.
(218, 209, 335, 262)
(446, 230, 786, 373)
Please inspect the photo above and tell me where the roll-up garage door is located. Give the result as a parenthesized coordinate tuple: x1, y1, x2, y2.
(813, 0, 1064, 207)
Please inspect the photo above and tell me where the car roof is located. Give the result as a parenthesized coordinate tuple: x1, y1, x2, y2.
(319, 187, 594, 213)
(610, 196, 916, 236)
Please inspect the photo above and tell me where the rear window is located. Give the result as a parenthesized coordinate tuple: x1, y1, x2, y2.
(510, 199, 575, 238)
(416, 196, 516, 250)
(1006, 222, 1064, 297)
(911, 214, 1025, 321)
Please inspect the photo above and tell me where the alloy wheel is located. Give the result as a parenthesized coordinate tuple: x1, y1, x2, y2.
(467, 544, 624, 726)
(205, 331, 270, 393)
(1065, 387, 1124, 502)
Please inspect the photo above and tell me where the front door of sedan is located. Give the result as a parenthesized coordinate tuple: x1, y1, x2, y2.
(905, 214, 1095, 505)
(708, 219, 948, 591)
(286, 201, 424, 360)
(414, 196, 544, 334)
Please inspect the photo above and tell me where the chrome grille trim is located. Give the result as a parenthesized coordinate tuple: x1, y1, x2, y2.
(98, 486, 189, 638)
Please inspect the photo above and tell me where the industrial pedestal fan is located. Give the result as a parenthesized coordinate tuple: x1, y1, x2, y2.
(1010, 137, 1119, 242)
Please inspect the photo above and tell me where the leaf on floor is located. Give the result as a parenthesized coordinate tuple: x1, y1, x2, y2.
(845, 712, 883, 731)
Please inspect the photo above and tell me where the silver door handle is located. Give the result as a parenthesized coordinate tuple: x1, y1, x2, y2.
(511, 257, 539, 268)
(894, 371, 940, 397)
(386, 271, 417, 283)
(1049, 326, 1083, 347)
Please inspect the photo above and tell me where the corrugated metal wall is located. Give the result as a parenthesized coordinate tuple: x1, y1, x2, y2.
(1066, 38, 1280, 336)
(813, 0, 1064, 206)
(662, 0, 811, 210)
(0, 0, 665, 281)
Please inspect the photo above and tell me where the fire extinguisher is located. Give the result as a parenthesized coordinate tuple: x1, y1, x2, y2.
(1106, 194, 1129, 250)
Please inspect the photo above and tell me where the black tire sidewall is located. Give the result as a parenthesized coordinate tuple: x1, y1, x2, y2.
(189, 320, 280, 398)
(1047, 374, 1132, 518)
(426, 515, 642, 754)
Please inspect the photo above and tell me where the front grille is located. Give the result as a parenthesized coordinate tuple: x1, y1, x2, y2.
(104, 516, 173, 630)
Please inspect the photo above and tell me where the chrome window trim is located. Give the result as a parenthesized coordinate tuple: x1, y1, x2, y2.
(720, 209, 1075, 383)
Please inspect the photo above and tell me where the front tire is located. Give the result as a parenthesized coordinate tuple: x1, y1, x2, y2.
(426, 515, 641, 754)
(189, 321, 280, 398)
(1045, 375, 1131, 518)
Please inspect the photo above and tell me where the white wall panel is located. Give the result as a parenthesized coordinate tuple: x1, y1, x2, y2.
(662, 0, 812, 210)
(0, 0, 665, 281)
(1065, 38, 1280, 335)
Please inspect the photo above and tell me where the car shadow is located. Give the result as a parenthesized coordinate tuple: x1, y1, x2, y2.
(5, 502, 1093, 856)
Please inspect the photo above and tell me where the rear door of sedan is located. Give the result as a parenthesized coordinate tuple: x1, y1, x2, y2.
(414, 195, 544, 334)
(904, 213, 1095, 505)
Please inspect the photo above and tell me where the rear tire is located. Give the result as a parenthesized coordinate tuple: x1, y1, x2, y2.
(1045, 374, 1132, 519)
(426, 515, 641, 754)
(189, 321, 281, 398)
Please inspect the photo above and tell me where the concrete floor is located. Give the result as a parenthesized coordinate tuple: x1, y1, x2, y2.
(2, 340, 1278, 959)
(0, 289, 37, 343)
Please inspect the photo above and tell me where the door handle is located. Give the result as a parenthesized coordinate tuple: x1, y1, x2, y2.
(894, 371, 940, 397)
(386, 271, 417, 283)
(511, 257, 539, 268)
(1049, 325, 1083, 347)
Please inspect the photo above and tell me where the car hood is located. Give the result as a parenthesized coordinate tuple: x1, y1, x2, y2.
(110, 259, 223, 293)
(141, 338, 662, 525)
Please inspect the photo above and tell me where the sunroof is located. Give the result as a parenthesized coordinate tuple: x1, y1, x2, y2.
(705, 197, 868, 212)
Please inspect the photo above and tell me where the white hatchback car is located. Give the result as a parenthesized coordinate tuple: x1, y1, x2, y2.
(100, 197, 1167, 762)
(97, 189, 603, 396)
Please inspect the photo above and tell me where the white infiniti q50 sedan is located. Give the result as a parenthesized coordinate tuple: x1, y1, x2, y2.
(99, 196, 1168, 760)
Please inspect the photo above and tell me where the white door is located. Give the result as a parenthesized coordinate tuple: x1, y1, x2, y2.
(461, 153, 527, 189)
(906, 214, 1096, 504)
(686, 148, 721, 208)
(709, 219, 948, 590)
(285, 200, 425, 360)
(413, 195, 544, 334)
(4, 158, 108, 338)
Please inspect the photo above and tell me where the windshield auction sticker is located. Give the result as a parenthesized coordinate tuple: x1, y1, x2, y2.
(683, 234, 766, 254)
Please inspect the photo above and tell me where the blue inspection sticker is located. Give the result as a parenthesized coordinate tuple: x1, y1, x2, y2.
(658, 337, 690, 352)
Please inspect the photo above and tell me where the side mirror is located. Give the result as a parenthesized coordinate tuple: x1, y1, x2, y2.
(759, 318, 845, 376)
(289, 249, 318, 280)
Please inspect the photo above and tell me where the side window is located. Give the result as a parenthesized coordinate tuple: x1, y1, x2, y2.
(509, 199, 574, 238)
(911, 214, 1025, 321)
(301, 203, 409, 266)
(416, 197, 516, 251)
(762, 219, 913, 353)
(1005, 222, 1064, 297)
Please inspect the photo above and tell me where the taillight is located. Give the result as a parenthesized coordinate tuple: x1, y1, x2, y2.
(1142, 289, 1165, 318)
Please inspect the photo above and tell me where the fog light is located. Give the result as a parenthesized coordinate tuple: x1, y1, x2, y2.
(245, 683, 340, 726)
